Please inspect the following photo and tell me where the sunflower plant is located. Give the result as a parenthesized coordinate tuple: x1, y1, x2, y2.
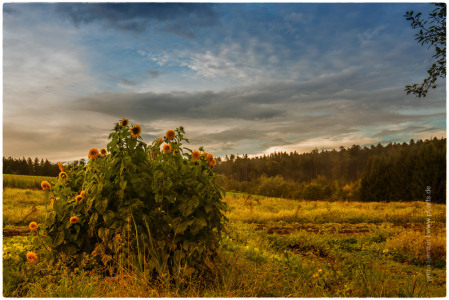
(40, 119, 227, 278)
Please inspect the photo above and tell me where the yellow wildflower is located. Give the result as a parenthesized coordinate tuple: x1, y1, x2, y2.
(166, 130, 176, 140)
(27, 252, 38, 263)
(29, 222, 38, 231)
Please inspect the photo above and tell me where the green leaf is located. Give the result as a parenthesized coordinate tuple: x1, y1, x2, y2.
(95, 198, 109, 213)
(98, 228, 110, 242)
(190, 217, 207, 235)
(44, 236, 54, 247)
(62, 244, 78, 255)
(120, 179, 127, 190)
(89, 212, 98, 227)
(180, 195, 199, 217)
(128, 137, 137, 149)
(204, 204, 213, 214)
(103, 210, 115, 225)
(53, 230, 65, 247)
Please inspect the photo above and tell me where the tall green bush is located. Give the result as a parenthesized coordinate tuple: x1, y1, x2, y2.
(40, 120, 227, 278)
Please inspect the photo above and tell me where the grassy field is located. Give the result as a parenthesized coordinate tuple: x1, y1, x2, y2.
(3, 174, 56, 190)
(2, 186, 446, 297)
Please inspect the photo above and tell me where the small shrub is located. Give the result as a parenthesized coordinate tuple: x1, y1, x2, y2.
(258, 175, 289, 198)
(385, 230, 446, 267)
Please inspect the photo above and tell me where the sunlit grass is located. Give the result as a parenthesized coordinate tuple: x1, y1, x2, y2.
(225, 193, 446, 224)
(3, 174, 56, 190)
(3, 187, 446, 297)
(3, 188, 49, 227)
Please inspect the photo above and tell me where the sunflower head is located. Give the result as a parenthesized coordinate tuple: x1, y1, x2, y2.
(75, 195, 83, 204)
(58, 162, 64, 172)
(166, 130, 176, 140)
(208, 158, 217, 167)
(59, 171, 68, 180)
(27, 252, 38, 263)
(41, 181, 51, 191)
(158, 137, 163, 145)
(70, 216, 79, 224)
(162, 144, 172, 154)
(130, 125, 142, 138)
(100, 148, 107, 156)
(206, 153, 214, 162)
(192, 150, 201, 161)
(29, 222, 38, 231)
(120, 118, 129, 127)
(88, 148, 100, 159)
(92, 250, 98, 257)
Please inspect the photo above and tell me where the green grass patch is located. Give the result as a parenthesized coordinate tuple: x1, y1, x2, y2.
(3, 188, 50, 227)
(2, 190, 446, 297)
(3, 174, 56, 190)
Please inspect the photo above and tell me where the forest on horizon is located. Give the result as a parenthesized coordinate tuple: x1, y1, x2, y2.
(214, 137, 446, 203)
(3, 137, 446, 204)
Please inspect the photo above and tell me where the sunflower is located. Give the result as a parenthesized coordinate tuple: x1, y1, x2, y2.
(41, 181, 51, 191)
(162, 144, 172, 154)
(166, 130, 176, 140)
(70, 216, 79, 224)
(27, 252, 38, 263)
(59, 171, 68, 180)
(92, 251, 98, 257)
(208, 159, 217, 167)
(58, 162, 64, 172)
(29, 222, 38, 231)
(130, 125, 142, 138)
(88, 148, 100, 159)
(120, 118, 129, 127)
(75, 195, 83, 203)
(100, 148, 107, 156)
(158, 137, 163, 145)
(206, 153, 214, 162)
(191, 150, 201, 161)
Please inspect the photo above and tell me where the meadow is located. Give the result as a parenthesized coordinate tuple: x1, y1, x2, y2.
(3, 174, 56, 190)
(2, 181, 447, 297)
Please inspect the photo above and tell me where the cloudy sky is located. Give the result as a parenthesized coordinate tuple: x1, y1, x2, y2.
(3, 2, 446, 162)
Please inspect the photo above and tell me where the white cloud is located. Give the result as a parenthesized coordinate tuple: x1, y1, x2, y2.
(3, 8, 102, 161)
(3, 13, 96, 112)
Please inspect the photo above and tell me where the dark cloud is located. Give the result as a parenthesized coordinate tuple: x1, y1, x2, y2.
(69, 71, 445, 156)
(108, 75, 136, 86)
(73, 71, 445, 127)
(147, 70, 160, 78)
(373, 125, 430, 138)
(74, 89, 286, 121)
(55, 3, 219, 36)
(3, 4, 20, 15)
(200, 127, 268, 144)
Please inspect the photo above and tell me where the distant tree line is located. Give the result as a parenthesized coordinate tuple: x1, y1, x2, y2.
(3, 157, 61, 177)
(360, 138, 445, 203)
(215, 137, 446, 203)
